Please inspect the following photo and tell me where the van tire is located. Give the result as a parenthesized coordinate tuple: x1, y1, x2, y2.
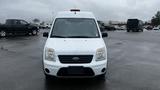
(45, 74, 52, 81)
(141, 29, 143, 32)
(45, 73, 57, 81)
(97, 73, 106, 80)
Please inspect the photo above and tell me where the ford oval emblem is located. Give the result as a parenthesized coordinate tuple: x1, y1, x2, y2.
(72, 57, 80, 61)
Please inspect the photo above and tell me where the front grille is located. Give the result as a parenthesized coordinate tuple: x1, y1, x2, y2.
(57, 67, 95, 76)
(58, 55, 93, 64)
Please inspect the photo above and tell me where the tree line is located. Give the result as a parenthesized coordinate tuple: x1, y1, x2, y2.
(151, 11, 160, 26)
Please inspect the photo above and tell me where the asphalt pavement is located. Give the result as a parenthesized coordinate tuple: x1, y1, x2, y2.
(0, 30, 160, 90)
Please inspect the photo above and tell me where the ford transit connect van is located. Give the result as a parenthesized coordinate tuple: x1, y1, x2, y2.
(43, 9, 108, 79)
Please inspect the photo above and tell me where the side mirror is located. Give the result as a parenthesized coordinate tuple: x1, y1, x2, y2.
(43, 32, 49, 37)
(102, 32, 108, 37)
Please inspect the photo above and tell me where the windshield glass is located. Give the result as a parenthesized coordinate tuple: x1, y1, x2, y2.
(127, 19, 139, 26)
(50, 18, 100, 38)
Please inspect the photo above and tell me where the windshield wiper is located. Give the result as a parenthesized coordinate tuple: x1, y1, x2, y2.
(51, 35, 97, 38)
(67, 36, 96, 38)
(51, 35, 67, 38)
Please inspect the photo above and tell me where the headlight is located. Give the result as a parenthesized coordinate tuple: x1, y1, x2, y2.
(96, 47, 106, 61)
(45, 48, 55, 61)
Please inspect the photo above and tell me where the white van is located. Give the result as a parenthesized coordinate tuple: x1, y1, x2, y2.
(43, 9, 108, 79)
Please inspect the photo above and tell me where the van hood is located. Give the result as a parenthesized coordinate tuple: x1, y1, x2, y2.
(45, 38, 106, 55)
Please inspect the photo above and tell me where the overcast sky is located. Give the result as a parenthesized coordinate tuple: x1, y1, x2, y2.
(0, 0, 160, 23)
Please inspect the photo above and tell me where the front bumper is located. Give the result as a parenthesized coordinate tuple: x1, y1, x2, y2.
(43, 60, 107, 77)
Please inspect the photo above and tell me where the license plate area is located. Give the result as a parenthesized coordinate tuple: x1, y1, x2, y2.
(67, 66, 84, 75)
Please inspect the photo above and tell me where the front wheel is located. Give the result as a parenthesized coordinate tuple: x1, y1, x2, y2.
(32, 30, 37, 36)
(97, 73, 106, 80)
(0, 31, 7, 37)
(45, 73, 57, 82)
(45, 74, 52, 80)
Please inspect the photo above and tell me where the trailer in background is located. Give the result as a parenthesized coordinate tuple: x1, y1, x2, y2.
(127, 19, 143, 32)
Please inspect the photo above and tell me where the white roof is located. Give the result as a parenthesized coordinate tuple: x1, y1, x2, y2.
(55, 11, 95, 19)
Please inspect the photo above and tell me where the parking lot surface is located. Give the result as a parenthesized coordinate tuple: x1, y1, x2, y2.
(1, 30, 160, 90)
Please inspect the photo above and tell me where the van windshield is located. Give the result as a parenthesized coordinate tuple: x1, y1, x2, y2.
(127, 19, 139, 27)
(50, 18, 100, 38)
